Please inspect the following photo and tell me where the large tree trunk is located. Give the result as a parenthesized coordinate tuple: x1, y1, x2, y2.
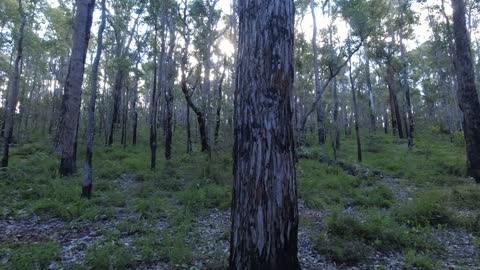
(82, 0, 106, 198)
(1, 0, 26, 168)
(230, 0, 300, 268)
(451, 0, 480, 182)
(58, 0, 95, 176)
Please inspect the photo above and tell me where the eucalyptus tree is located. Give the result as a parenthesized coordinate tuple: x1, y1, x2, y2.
(397, 0, 415, 148)
(106, 0, 144, 146)
(1, 0, 26, 168)
(179, 0, 208, 152)
(57, 0, 95, 176)
(451, 0, 480, 183)
(82, 0, 106, 198)
(230, 0, 300, 268)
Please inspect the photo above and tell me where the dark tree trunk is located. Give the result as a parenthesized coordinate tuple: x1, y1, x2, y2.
(82, 0, 105, 197)
(57, 0, 95, 176)
(230, 0, 300, 269)
(164, 14, 176, 161)
(1, 0, 26, 168)
(108, 69, 123, 145)
(82, 0, 105, 198)
(451, 0, 480, 182)
(386, 62, 404, 139)
(150, 34, 158, 170)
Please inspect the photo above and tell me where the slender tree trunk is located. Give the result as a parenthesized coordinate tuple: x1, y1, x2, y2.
(164, 13, 176, 161)
(186, 106, 192, 153)
(131, 71, 139, 145)
(349, 60, 362, 163)
(311, 0, 326, 145)
(364, 42, 376, 132)
(150, 33, 158, 170)
(82, 0, 105, 198)
(214, 60, 226, 145)
(1, 0, 26, 168)
(230, 0, 299, 268)
(451, 0, 480, 182)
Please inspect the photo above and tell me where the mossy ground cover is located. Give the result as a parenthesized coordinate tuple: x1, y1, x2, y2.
(0, 129, 479, 269)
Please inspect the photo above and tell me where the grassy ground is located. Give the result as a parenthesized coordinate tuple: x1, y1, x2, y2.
(0, 128, 479, 269)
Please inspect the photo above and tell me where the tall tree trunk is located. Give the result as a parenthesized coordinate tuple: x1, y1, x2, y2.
(386, 62, 404, 139)
(150, 32, 159, 170)
(131, 69, 139, 145)
(364, 42, 376, 132)
(58, 0, 95, 176)
(1, 0, 26, 168)
(398, 0, 414, 148)
(451, 0, 480, 182)
(230, 0, 300, 268)
(164, 13, 176, 161)
(214, 60, 226, 145)
(311, 0, 326, 145)
(82, 0, 105, 198)
(349, 60, 362, 163)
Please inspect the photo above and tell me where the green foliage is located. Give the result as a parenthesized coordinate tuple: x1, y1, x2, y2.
(85, 240, 133, 269)
(404, 250, 435, 270)
(0, 242, 60, 269)
(394, 190, 452, 226)
(177, 183, 231, 211)
(315, 210, 440, 264)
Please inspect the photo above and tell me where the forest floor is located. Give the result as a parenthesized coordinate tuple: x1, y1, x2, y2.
(1, 130, 480, 269)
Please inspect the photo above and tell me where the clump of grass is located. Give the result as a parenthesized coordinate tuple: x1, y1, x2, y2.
(315, 210, 440, 264)
(85, 240, 133, 269)
(177, 183, 231, 211)
(394, 190, 452, 226)
(158, 210, 194, 264)
(0, 241, 60, 269)
(404, 250, 436, 270)
(352, 185, 394, 208)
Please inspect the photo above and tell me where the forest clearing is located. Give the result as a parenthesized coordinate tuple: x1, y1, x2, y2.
(1, 0, 480, 269)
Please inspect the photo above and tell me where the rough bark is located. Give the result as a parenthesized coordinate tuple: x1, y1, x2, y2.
(58, 0, 95, 176)
(451, 0, 480, 182)
(230, 0, 300, 268)
(1, 0, 26, 168)
(82, 0, 106, 198)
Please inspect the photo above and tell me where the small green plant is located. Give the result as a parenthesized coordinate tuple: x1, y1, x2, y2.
(85, 240, 133, 269)
(404, 250, 435, 270)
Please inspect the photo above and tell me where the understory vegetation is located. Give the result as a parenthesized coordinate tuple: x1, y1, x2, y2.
(1, 129, 479, 269)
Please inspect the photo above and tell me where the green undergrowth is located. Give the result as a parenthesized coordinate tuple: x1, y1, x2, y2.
(302, 130, 467, 187)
